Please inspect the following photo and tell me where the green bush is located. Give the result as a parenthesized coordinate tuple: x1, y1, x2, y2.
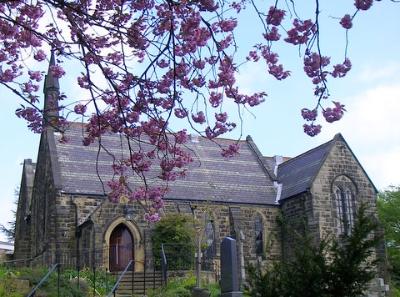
(246, 205, 379, 297)
(152, 213, 196, 270)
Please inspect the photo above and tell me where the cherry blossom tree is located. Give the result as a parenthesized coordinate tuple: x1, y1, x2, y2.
(0, 0, 394, 221)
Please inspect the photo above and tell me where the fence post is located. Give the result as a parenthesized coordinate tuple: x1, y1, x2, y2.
(57, 264, 60, 297)
(93, 265, 96, 297)
(153, 264, 156, 290)
(131, 261, 134, 296)
(144, 231, 146, 294)
(106, 267, 109, 293)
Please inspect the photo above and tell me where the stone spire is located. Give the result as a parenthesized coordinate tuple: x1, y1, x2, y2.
(43, 50, 60, 126)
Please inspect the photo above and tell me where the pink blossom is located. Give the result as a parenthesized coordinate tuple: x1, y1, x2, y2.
(285, 19, 315, 45)
(268, 64, 290, 80)
(15, 107, 43, 133)
(221, 144, 240, 158)
(264, 26, 281, 41)
(0, 68, 17, 82)
(193, 59, 206, 69)
(322, 101, 346, 123)
(77, 75, 90, 89)
(340, 14, 353, 29)
(20, 4, 44, 19)
(247, 51, 259, 62)
(74, 104, 87, 115)
(33, 49, 46, 61)
(209, 92, 223, 108)
(192, 111, 206, 124)
(245, 92, 267, 106)
(49, 65, 65, 78)
(303, 123, 321, 137)
(354, 0, 373, 10)
(198, 0, 219, 12)
(266, 6, 286, 26)
(217, 18, 237, 32)
(28, 70, 42, 82)
(157, 59, 169, 68)
(175, 130, 189, 144)
(22, 81, 39, 94)
(303, 52, 330, 80)
(217, 57, 236, 87)
(301, 108, 318, 121)
(144, 213, 160, 222)
(215, 112, 228, 123)
(174, 108, 188, 118)
(332, 59, 352, 78)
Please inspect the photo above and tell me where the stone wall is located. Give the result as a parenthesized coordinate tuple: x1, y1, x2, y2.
(280, 192, 316, 259)
(311, 139, 377, 238)
(162, 201, 282, 265)
(30, 195, 282, 272)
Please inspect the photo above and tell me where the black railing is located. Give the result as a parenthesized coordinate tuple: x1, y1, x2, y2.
(161, 243, 168, 285)
(26, 263, 60, 297)
(107, 260, 133, 297)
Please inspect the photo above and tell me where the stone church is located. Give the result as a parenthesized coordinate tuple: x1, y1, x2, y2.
(14, 57, 387, 293)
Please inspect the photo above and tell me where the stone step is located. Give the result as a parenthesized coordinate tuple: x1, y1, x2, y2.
(111, 271, 164, 296)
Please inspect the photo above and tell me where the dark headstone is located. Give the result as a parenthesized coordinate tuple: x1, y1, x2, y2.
(220, 237, 243, 297)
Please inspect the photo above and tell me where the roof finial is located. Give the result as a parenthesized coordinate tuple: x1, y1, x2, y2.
(43, 49, 60, 126)
(43, 49, 60, 93)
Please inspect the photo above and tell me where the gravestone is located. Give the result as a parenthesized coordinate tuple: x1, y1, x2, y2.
(220, 237, 243, 297)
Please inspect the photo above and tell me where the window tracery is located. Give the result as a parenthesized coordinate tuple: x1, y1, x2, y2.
(333, 175, 356, 235)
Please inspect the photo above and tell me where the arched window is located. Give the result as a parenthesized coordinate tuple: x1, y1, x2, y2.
(334, 186, 355, 235)
(254, 215, 263, 256)
(204, 219, 215, 258)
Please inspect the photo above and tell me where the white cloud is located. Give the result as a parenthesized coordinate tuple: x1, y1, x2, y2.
(319, 83, 400, 190)
(357, 63, 400, 83)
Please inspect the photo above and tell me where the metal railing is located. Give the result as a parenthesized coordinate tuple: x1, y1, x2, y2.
(26, 263, 60, 297)
(161, 243, 168, 285)
(107, 260, 133, 297)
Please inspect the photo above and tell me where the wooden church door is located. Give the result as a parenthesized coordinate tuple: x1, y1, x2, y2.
(109, 224, 134, 272)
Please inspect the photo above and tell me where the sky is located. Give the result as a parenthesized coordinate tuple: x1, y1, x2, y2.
(1, 1, 400, 241)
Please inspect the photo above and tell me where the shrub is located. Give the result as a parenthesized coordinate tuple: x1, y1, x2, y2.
(246, 205, 380, 297)
(152, 213, 196, 270)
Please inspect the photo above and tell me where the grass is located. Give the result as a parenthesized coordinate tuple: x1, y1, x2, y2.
(0, 265, 115, 297)
(147, 274, 221, 297)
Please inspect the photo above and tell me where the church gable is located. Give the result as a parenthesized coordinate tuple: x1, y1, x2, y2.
(310, 134, 378, 238)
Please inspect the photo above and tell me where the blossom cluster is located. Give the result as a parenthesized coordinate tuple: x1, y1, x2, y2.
(0, 0, 377, 219)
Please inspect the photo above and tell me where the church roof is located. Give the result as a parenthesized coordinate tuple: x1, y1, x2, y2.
(52, 123, 278, 205)
(277, 136, 335, 200)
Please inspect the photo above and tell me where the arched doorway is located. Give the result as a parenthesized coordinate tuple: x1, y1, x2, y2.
(109, 224, 134, 272)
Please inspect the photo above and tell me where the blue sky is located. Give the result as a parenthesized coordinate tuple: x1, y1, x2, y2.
(1, 1, 399, 241)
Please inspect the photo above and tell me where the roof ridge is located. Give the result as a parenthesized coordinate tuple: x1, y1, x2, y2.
(278, 136, 336, 168)
(246, 135, 277, 181)
(63, 122, 248, 142)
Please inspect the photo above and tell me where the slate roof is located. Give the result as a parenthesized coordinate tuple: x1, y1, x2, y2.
(277, 137, 335, 200)
(52, 123, 278, 205)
